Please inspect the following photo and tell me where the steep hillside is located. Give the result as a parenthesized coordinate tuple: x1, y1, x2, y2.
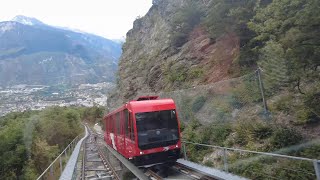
(0, 16, 121, 86)
(116, 0, 241, 101)
(112, 1, 320, 178)
(114, 0, 319, 113)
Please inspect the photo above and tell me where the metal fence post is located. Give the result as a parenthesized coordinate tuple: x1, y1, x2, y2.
(314, 160, 320, 180)
(65, 149, 68, 158)
(183, 143, 187, 160)
(50, 165, 54, 176)
(257, 68, 268, 115)
(223, 148, 228, 172)
(60, 156, 63, 175)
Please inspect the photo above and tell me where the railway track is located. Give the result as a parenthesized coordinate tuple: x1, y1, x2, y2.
(143, 163, 218, 180)
(171, 163, 217, 180)
(91, 127, 218, 180)
(81, 129, 120, 180)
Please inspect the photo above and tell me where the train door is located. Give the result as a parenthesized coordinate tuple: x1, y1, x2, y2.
(104, 117, 109, 143)
(124, 109, 129, 157)
(118, 110, 125, 154)
(108, 116, 113, 145)
(110, 115, 117, 150)
(125, 110, 136, 157)
(115, 112, 121, 151)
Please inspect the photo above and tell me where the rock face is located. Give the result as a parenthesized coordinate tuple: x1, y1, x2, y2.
(0, 16, 122, 87)
(115, 0, 239, 103)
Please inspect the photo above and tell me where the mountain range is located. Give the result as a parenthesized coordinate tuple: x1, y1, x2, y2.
(0, 15, 122, 87)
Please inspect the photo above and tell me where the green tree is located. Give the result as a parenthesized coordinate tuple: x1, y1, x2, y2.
(0, 107, 84, 178)
(31, 138, 59, 173)
(0, 120, 28, 178)
(204, 0, 270, 69)
(170, 1, 204, 47)
(258, 41, 290, 92)
(249, 0, 320, 93)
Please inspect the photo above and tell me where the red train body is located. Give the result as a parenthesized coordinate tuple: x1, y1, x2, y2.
(103, 96, 181, 167)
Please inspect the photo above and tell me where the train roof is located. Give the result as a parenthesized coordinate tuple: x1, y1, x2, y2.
(106, 98, 176, 116)
(128, 98, 175, 108)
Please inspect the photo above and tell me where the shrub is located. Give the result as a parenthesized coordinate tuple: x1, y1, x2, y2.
(233, 119, 273, 146)
(204, 160, 214, 167)
(185, 143, 211, 162)
(178, 96, 194, 121)
(182, 118, 201, 142)
(270, 127, 302, 149)
(166, 66, 187, 83)
(230, 157, 315, 180)
(271, 94, 293, 113)
(179, 121, 185, 132)
(209, 124, 232, 146)
(189, 68, 204, 79)
(228, 95, 243, 109)
(192, 96, 206, 112)
(298, 144, 320, 159)
(295, 107, 314, 125)
(232, 76, 261, 104)
(252, 123, 273, 140)
(305, 92, 320, 115)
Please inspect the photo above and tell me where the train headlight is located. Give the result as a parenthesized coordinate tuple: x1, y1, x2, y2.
(140, 151, 144, 155)
(176, 145, 178, 148)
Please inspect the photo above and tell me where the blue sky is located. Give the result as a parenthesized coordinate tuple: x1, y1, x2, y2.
(0, 0, 152, 40)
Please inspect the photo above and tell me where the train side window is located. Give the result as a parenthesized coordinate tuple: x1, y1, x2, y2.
(109, 117, 111, 133)
(107, 116, 111, 133)
(124, 109, 129, 137)
(110, 116, 113, 133)
(108, 117, 110, 133)
(109, 117, 111, 132)
(108, 117, 111, 133)
(106, 117, 108, 133)
(116, 112, 120, 135)
(120, 110, 124, 135)
(129, 113, 135, 142)
(111, 116, 114, 133)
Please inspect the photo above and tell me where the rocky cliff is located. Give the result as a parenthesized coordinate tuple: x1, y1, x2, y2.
(115, 0, 240, 103)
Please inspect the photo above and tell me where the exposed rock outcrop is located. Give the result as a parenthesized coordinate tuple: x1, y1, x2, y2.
(112, 0, 240, 105)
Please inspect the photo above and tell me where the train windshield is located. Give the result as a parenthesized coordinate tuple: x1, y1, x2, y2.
(135, 110, 179, 150)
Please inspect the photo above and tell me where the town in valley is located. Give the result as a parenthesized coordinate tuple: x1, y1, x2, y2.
(0, 82, 114, 116)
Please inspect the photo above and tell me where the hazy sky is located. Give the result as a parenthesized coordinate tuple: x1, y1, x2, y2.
(0, 0, 152, 40)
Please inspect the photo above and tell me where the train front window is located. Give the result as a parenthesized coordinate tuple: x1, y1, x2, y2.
(135, 110, 179, 149)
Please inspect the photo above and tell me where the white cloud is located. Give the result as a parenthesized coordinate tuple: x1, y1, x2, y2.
(0, 0, 152, 39)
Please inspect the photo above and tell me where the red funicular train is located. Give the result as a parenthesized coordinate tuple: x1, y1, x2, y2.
(103, 96, 181, 167)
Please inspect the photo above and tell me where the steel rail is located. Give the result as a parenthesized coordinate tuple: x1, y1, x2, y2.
(82, 127, 118, 180)
(102, 143, 149, 180)
(145, 169, 163, 180)
(96, 142, 120, 180)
